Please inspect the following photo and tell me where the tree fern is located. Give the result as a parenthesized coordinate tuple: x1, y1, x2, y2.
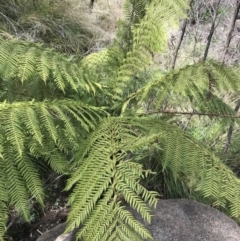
(1, 0, 240, 240)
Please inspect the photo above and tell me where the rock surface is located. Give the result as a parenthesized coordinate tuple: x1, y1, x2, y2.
(134, 199, 240, 241)
(36, 223, 75, 241)
(36, 199, 240, 241)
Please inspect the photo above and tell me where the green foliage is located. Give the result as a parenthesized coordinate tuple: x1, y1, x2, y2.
(0, 99, 105, 237)
(118, 0, 187, 89)
(158, 120, 240, 213)
(123, 60, 240, 122)
(0, 38, 100, 95)
(81, 0, 189, 101)
(1, 0, 240, 241)
(0, 38, 106, 239)
(65, 117, 159, 241)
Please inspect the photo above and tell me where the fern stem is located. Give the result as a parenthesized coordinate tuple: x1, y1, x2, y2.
(137, 110, 239, 119)
(222, 99, 240, 153)
(203, 0, 221, 61)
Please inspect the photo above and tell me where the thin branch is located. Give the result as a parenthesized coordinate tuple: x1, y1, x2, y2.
(0, 12, 17, 34)
(171, 0, 194, 69)
(190, 0, 201, 63)
(171, 20, 187, 69)
(137, 110, 240, 118)
(221, 0, 240, 62)
(183, 112, 194, 131)
(89, 0, 95, 9)
(203, 0, 221, 61)
(223, 125, 233, 154)
(221, 1, 240, 153)
(223, 99, 240, 153)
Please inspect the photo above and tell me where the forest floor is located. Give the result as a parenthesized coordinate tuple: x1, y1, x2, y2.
(6, 175, 70, 241)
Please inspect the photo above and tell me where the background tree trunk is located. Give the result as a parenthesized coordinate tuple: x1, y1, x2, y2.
(221, 0, 240, 62)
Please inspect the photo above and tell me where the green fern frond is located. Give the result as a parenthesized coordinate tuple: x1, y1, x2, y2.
(1, 99, 104, 144)
(228, 179, 240, 218)
(0, 40, 20, 79)
(4, 149, 32, 221)
(11, 151, 45, 206)
(123, 61, 240, 119)
(0, 156, 7, 201)
(3, 108, 24, 156)
(207, 60, 240, 91)
(115, 207, 153, 240)
(38, 104, 59, 143)
(0, 99, 105, 235)
(118, 47, 152, 83)
(0, 38, 98, 93)
(18, 46, 38, 82)
(196, 93, 236, 123)
(80, 47, 124, 99)
(132, 0, 187, 52)
(77, 0, 189, 99)
(65, 117, 159, 241)
(80, 49, 110, 84)
(160, 0, 189, 18)
(139, 117, 240, 218)
(118, 0, 188, 82)
(23, 106, 43, 145)
(0, 201, 7, 241)
(123, 0, 148, 25)
(0, 139, 45, 223)
(88, 117, 240, 220)
(37, 50, 52, 82)
(28, 141, 70, 174)
(0, 152, 8, 241)
(65, 115, 240, 240)
(174, 60, 240, 96)
(0, 99, 105, 173)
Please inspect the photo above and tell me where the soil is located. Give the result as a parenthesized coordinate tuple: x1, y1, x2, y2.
(5, 175, 70, 241)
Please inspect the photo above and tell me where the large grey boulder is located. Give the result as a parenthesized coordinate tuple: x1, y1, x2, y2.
(134, 199, 240, 241)
(36, 199, 240, 241)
